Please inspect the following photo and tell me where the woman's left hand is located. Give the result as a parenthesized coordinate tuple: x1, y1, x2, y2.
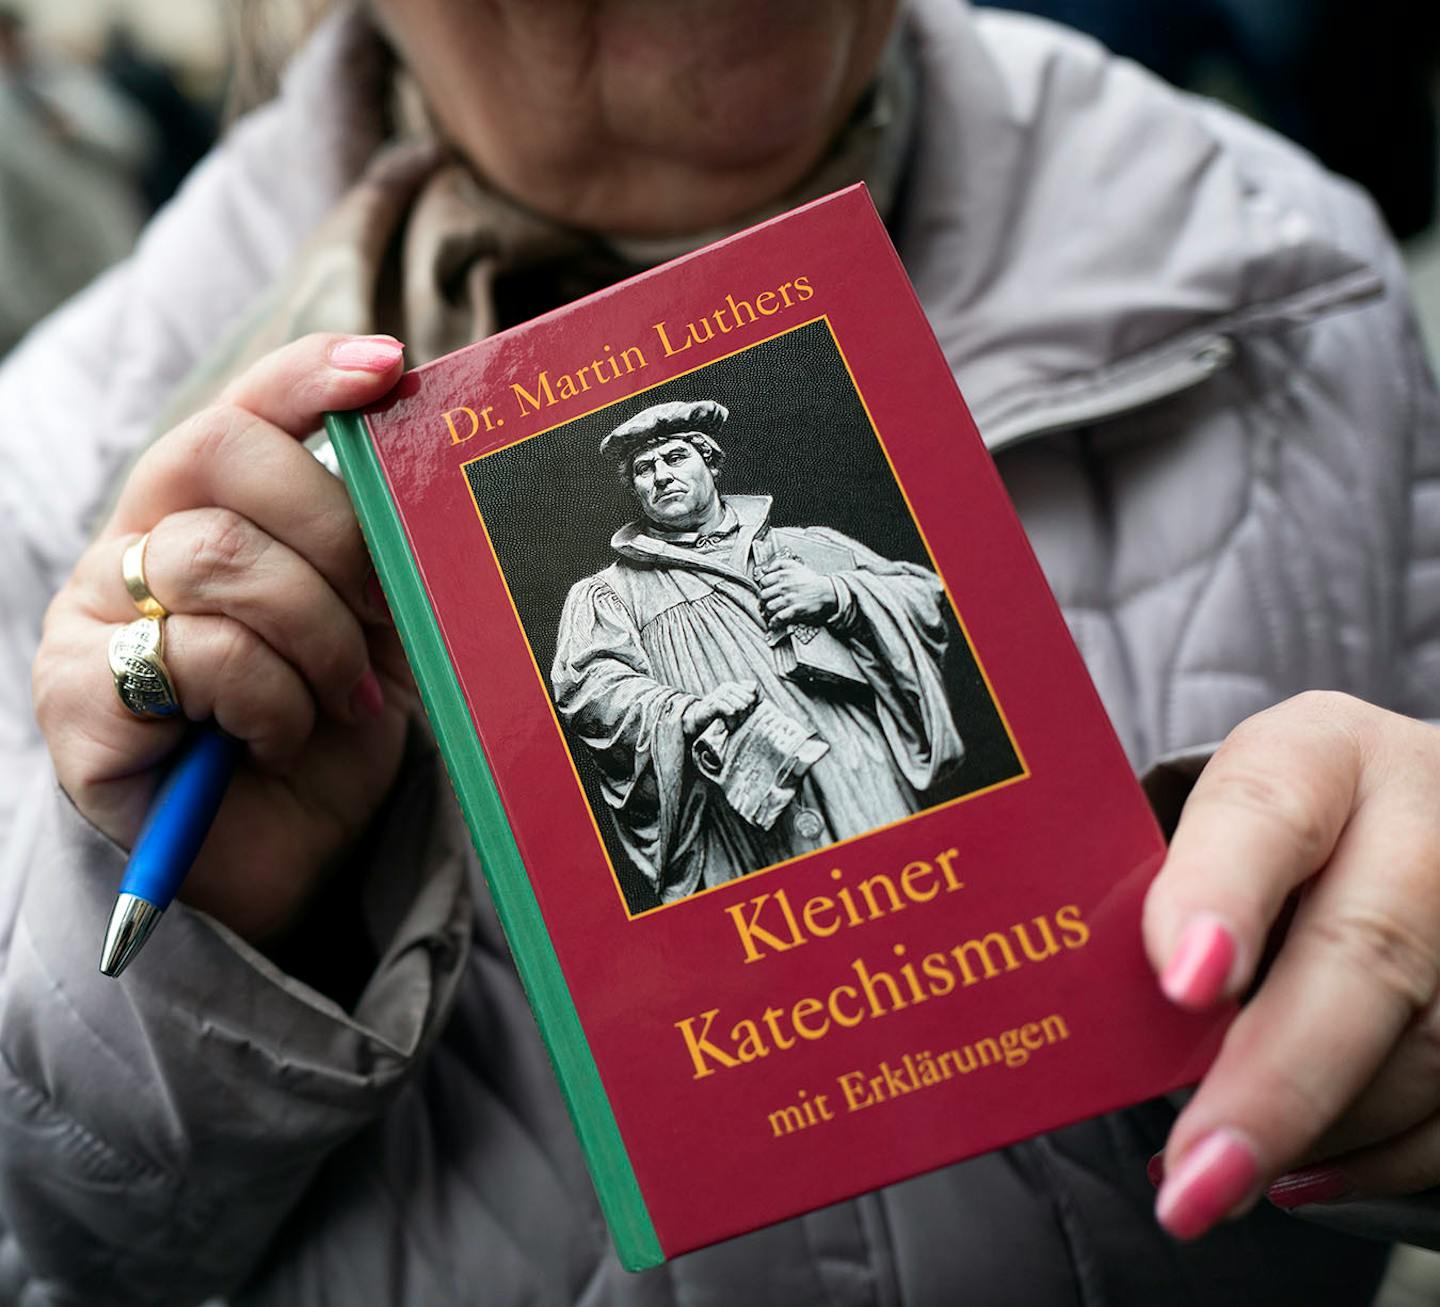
(1144, 691, 1440, 1238)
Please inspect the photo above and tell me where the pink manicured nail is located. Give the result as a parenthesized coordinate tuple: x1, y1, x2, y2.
(1155, 1129, 1259, 1240)
(1267, 1167, 1352, 1209)
(1161, 914, 1237, 1010)
(349, 668, 385, 721)
(330, 336, 404, 373)
(1146, 1152, 1165, 1188)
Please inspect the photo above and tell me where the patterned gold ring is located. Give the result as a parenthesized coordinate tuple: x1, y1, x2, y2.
(108, 617, 181, 719)
(121, 532, 169, 620)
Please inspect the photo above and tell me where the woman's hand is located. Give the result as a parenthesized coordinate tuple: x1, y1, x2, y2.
(33, 333, 411, 945)
(1143, 691, 1440, 1237)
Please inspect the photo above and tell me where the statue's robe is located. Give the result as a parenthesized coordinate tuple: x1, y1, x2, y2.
(552, 495, 964, 903)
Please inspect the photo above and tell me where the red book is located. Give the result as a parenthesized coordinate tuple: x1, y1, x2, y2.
(325, 184, 1224, 1269)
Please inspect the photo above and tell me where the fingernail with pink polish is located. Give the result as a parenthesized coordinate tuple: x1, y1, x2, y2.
(349, 668, 385, 721)
(331, 335, 404, 374)
(1146, 1152, 1165, 1188)
(1156, 1129, 1259, 1240)
(1267, 1167, 1352, 1210)
(1161, 913, 1237, 1010)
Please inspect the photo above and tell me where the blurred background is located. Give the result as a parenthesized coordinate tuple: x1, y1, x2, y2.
(0, 0, 224, 355)
(0, 0, 1436, 362)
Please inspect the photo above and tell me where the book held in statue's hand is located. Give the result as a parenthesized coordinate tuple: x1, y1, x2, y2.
(324, 184, 1227, 1270)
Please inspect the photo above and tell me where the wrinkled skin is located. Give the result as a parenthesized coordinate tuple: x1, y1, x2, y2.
(370, 0, 900, 237)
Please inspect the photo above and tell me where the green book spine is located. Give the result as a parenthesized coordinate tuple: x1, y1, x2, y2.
(324, 409, 663, 1271)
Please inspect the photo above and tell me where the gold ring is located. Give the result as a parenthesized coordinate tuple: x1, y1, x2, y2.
(108, 617, 181, 719)
(121, 532, 168, 620)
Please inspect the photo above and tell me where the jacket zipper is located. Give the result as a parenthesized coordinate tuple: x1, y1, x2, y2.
(979, 335, 1236, 452)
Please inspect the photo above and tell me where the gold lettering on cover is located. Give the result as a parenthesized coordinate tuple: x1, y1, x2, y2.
(727, 890, 806, 963)
(767, 1088, 834, 1138)
(857, 871, 906, 919)
(838, 1070, 873, 1112)
(686, 318, 716, 346)
(767, 1103, 807, 1137)
(652, 320, 689, 357)
(900, 859, 939, 902)
(1012, 916, 1060, 964)
(951, 932, 1022, 987)
(443, 407, 482, 445)
(852, 956, 908, 1018)
(679, 839, 1090, 1081)
(675, 1009, 741, 1078)
(828, 984, 865, 1028)
(801, 892, 840, 937)
(791, 996, 829, 1041)
(935, 847, 965, 891)
(1056, 904, 1091, 948)
(761, 1006, 798, 1052)
(732, 1018, 769, 1065)
(920, 951, 957, 997)
(804, 1012, 1075, 1131)
(511, 372, 557, 415)
(892, 943, 929, 1005)
(726, 292, 758, 326)
(830, 868, 868, 927)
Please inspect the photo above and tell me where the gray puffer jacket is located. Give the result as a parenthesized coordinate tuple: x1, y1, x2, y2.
(0, 2, 1437, 1304)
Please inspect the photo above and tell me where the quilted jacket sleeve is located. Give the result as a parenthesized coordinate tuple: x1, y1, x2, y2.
(0, 747, 472, 1306)
(0, 231, 472, 1301)
(1191, 95, 1440, 727)
(0, 22, 476, 1300)
(0, 244, 474, 1301)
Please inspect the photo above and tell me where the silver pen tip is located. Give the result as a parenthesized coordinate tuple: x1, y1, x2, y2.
(99, 893, 163, 978)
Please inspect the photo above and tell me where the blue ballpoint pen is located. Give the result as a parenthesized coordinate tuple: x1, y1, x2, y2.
(99, 725, 243, 977)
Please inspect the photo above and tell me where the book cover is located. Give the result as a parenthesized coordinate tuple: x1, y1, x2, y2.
(325, 184, 1225, 1270)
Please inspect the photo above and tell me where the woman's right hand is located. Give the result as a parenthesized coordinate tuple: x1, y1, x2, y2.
(33, 333, 413, 945)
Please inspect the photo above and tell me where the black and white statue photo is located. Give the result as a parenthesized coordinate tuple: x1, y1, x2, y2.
(551, 398, 966, 905)
(467, 319, 1022, 915)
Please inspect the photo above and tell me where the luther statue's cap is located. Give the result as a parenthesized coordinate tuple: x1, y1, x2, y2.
(600, 400, 728, 465)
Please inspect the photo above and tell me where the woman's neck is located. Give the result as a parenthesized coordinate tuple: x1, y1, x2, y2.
(372, 0, 898, 239)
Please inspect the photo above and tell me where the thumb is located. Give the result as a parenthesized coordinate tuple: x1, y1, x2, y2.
(219, 332, 406, 436)
(109, 334, 406, 535)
